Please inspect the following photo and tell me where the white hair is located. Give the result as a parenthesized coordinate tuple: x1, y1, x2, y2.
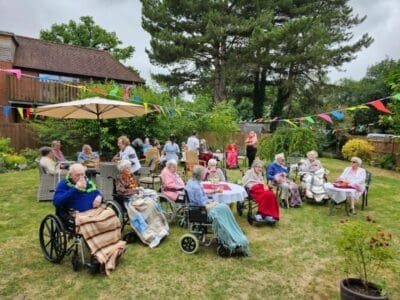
(275, 153, 285, 161)
(117, 159, 131, 172)
(208, 158, 217, 166)
(252, 159, 264, 168)
(69, 163, 86, 175)
(307, 150, 318, 159)
(166, 159, 178, 168)
(192, 165, 206, 181)
(351, 156, 362, 166)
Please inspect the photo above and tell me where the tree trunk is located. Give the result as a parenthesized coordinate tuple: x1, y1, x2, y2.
(252, 67, 266, 118)
(213, 41, 227, 102)
(270, 83, 291, 132)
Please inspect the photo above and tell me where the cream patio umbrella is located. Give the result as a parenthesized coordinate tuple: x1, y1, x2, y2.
(34, 96, 152, 152)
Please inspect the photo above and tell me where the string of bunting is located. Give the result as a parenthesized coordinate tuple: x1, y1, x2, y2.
(0, 68, 201, 118)
(1, 68, 399, 122)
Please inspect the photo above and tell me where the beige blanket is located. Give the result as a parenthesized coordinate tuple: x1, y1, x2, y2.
(127, 189, 169, 248)
(75, 206, 126, 275)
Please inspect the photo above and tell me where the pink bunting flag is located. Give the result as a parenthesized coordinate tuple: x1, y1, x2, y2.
(368, 100, 392, 114)
(2, 68, 22, 79)
(152, 104, 161, 113)
(318, 113, 333, 124)
(270, 116, 278, 122)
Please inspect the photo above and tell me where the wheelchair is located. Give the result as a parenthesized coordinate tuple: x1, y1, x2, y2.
(178, 191, 241, 257)
(157, 191, 188, 227)
(38, 199, 123, 272)
(236, 186, 277, 226)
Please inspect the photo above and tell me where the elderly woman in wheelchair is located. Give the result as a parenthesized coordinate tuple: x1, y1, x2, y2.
(179, 165, 250, 257)
(39, 163, 126, 275)
(298, 150, 329, 202)
(115, 160, 169, 248)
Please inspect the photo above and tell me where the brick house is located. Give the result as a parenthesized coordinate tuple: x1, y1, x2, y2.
(0, 31, 144, 149)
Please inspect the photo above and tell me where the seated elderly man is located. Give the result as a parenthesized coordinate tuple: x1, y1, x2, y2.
(267, 153, 302, 208)
(53, 163, 126, 275)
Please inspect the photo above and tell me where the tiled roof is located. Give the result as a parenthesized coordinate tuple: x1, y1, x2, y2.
(13, 35, 144, 84)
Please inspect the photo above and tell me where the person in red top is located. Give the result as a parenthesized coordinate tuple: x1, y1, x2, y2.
(244, 131, 258, 168)
(226, 142, 238, 169)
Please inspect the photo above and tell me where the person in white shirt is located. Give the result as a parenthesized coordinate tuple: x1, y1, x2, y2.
(186, 131, 200, 151)
(112, 135, 141, 175)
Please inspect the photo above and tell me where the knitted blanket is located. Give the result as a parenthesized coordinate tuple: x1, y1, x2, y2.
(75, 206, 126, 275)
(126, 189, 169, 248)
(208, 203, 250, 256)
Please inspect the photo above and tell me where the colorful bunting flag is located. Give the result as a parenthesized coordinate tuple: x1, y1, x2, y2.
(2, 68, 22, 79)
(175, 107, 182, 116)
(92, 87, 107, 96)
(169, 107, 175, 117)
(152, 104, 161, 113)
(3, 106, 11, 119)
(17, 107, 24, 119)
(144, 102, 148, 113)
(25, 107, 32, 119)
(284, 119, 297, 127)
(305, 116, 315, 123)
(318, 113, 333, 124)
(133, 95, 141, 103)
(331, 111, 344, 120)
(392, 93, 400, 101)
(368, 100, 392, 114)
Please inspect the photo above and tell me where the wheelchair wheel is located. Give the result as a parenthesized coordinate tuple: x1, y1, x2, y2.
(39, 214, 67, 263)
(236, 201, 244, 216)
(217, 244, 231, 257)
(158, 194, 176, 223)
(105, 200, 124, 228)
(179, 234, 199, 254)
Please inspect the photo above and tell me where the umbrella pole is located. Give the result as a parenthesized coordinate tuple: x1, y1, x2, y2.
(97, 118, 102, 156)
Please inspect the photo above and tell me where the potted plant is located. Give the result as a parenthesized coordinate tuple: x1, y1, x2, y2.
(336, 218, 396, 299)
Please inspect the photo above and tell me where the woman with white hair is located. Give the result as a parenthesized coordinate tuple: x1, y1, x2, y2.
(116, 160, 169, 248)
(298, 150, 328, 202)
(242, 159, 279, 222)
(204, 159, 225, 182)
(186, 166, 250, 255)
(199, 138, 213, 163)
(334, 156, 366, 214)
(267, 153, 302, 207)
(160, 159, 185, 201)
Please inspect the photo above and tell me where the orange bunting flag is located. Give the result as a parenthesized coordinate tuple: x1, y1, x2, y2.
(152, 104, 161, 113)
(318, 113, 333, 124)
(92, 87, 107, 96)
(368, 100, 392, 114)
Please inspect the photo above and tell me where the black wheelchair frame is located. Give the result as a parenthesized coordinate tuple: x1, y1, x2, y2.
(178, 190, 240, 257)
(38, 199, 124, 273)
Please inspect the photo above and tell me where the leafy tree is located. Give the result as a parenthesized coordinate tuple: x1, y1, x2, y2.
(382, 63, 400, 134)
(40, 16, 134, 62)
(141, 0, 256, 102)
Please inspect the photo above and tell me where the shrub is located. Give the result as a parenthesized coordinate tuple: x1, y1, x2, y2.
(257, 127, 318, 161)
(0, 136, 13, 153)
(375, 153, 396, 170)
(20, 148, 40, 169)
(4, 154, 27, 169)
(341, 139, 375, 162)
(336, 218, 396, 296)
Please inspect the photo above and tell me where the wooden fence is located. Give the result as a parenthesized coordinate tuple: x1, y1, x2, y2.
(367, 136, 400, 166)
(0, 123, 38, 151)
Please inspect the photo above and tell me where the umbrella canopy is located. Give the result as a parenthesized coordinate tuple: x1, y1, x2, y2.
(34, 97, 152, 154)
(34, 97, 149, 119)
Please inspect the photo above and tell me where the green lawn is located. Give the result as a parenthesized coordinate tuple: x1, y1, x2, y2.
(0, 158, 399, 299)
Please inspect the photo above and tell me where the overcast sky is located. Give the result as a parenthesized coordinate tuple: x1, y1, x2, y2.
(1, 0, 399, 87)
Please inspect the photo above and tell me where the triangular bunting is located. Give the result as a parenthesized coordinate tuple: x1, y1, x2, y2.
(108, 85, 119, 97)
(331, 111, 344, 120)
(318, 113, 333, 124)
(392, 93, 400, 101)
(368, 100, 392, 114)
(284, 119, 297, 127)
(17, 107, 24, 119)
(305, 116, 315, 123)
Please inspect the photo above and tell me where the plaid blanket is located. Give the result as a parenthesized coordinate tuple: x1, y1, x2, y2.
(126, 189, 169, 248)
(75, 206, 126, 275)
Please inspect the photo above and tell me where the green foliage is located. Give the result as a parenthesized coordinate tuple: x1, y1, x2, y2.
(4, 154, 26, 169)
(381, 62, 400, 134)
(257, 127, 317, 161)
(375, 153, 396, 170)
(207, 101, 239, 150)
(20, 148, 40, 169)
(40, 16, 134, 62)
(341, 139, 375, 162)
(0, 136, 13, 153)
(336, 219, 396, 294)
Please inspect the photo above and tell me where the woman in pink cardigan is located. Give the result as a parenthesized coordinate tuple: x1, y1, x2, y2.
(160, 159, 185, 201)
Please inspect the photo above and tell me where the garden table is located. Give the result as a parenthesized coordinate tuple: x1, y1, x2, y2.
(201, 182, 247, 204)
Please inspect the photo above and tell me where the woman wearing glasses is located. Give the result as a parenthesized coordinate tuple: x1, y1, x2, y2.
(334, 156, 366, 214)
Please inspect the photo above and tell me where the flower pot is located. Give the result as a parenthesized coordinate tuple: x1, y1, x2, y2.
(340, 278, 388, 300)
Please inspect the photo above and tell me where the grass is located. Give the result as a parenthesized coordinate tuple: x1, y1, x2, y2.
(0, 158, 399, 299)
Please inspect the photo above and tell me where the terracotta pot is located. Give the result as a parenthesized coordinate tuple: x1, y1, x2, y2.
(340, 278, 388, 300)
